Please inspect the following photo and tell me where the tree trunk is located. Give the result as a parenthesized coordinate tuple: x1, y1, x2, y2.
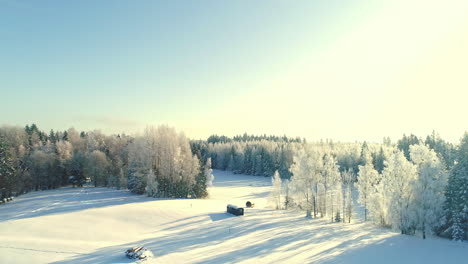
(313, 196, 317, 218)
(422, 222, 426, 239)
(331, 194, 334, 223)
(364, 197, 367, 221)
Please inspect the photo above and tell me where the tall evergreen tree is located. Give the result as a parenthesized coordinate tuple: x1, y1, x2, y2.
(0, 136, 15, 199)
(444, 133, 468, 241)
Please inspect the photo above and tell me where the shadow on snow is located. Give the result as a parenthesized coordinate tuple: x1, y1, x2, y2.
(0, 187, 152, 223)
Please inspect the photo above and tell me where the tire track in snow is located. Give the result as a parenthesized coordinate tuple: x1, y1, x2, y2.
(0, 245, 84, 255)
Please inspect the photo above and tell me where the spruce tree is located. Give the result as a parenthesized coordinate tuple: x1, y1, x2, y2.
(0, 136, 15, 199)
(444, 133, 468, 240)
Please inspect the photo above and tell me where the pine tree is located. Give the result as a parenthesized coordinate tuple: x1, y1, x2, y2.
(444, 133, 468, 241)
(397, 134, 420, 161)
(70, 152, 86, 187)
(0, 137, 15, 199)
(127, 166, 147, 194)
(254, 153, 263, 176)
(372, 147, 386, 173)
(227, 154, 234, 171)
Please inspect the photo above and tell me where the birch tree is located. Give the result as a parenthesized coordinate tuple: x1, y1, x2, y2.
(357, 153, 379, 221)
(409, 144, 448, 239)
(322, 153, 341, 221)
(270, 170, 282, 209)
(290, 148, 323, 218)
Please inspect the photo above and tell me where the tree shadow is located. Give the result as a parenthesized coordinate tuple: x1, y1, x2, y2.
(51, 209, 399, 264)
(0, 187, 154, 223)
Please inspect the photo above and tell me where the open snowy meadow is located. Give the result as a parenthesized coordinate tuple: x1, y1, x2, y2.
(0, 170, 466, 264)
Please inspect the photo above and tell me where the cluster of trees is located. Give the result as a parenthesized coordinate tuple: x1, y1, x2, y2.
(269, 146, 355, 224)
(357, 144, 448, 239)
(359, 136, 467, 241)
(126, 126, 210, 198)
(0, 124, 131, 198)
(191, 140, 297, 178)
(0, 124, 210, 200)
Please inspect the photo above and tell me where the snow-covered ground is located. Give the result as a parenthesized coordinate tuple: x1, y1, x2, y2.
(0, 170, 466, 264)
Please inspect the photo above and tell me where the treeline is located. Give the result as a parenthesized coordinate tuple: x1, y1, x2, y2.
(207, 133, 304, 144)
(191, 139, 382, 179)
(193, 132, 466, 241)
(0, 124, 209, 200)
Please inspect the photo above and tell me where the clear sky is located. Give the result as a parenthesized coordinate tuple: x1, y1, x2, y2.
(1, 0, 467, 142)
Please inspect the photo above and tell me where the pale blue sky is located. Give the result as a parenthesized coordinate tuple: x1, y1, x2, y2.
(1, 0, 467, 142)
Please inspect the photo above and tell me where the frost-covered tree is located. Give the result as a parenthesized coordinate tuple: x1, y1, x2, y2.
(127, 138, 150, 194)
(290, 148, 323, 218)
(367, 174, 386, 226)
(56, 140, 73, 185)
(205, 158, 214, 187)
(382, 150, 417, 233)
(321, 153, 341, 221)
(128, 126, 201, 198)
(146, 169, 158, 197)
(357, 154, 379, 221)
(56, 140, 73, 161)
(270, 170, 282, 209)
(409, 144, 448, 239)
(341, 169, 354, 223)
(85, 150, 110, 187)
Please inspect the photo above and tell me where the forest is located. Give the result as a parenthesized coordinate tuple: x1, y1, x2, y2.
(0, 124, 209, 201)
(0, 125, 466, 241)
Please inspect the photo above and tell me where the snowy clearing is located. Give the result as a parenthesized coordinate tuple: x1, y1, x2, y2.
(0, 170, 466, 264)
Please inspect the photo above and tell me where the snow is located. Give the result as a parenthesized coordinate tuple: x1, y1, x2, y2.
(0, 170, 466, 264)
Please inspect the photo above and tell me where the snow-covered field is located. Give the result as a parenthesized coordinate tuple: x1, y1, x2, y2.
(0, 170, 466, 264)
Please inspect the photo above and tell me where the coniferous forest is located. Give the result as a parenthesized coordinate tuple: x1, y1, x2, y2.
(0, 124, 466, 241)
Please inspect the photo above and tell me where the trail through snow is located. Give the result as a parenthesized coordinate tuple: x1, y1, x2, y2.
(0, 170, 466, 263)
